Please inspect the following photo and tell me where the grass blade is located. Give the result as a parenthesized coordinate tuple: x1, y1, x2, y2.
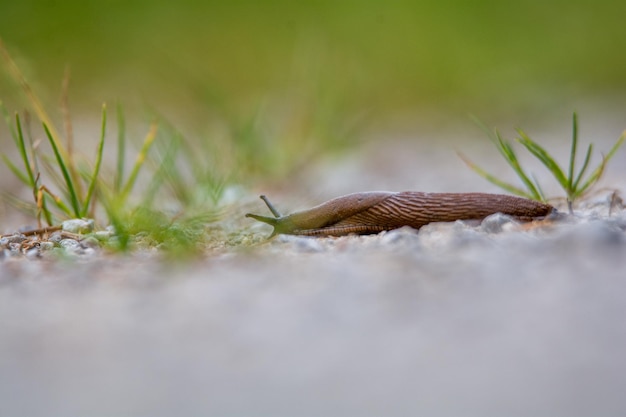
(115, 102, 126, 193)
(0, 39, 65, 155)
(457, 152, 536, 199)
(81, 104, 107, 217)
(1, 154, 30, 184)
(39, 155, 65, 193)
(516, 130, 568, 189)
(13, 112, 51, 222)
(142, 134, 182, 207)
(531, 174, 547, 202)
(43, 122, 81, 217)
(604, 129, 626, 161)
(120, 122, 158, 202)
(0, 100, 18, 141)
(39, 185, 73, 217)
(1, 192, 37, 217)
(15, 113, 37, 188)
(568, 112, 578, 191)
(493, 132, 543, 200)
(572, 143, 593, 191)
(575, 130, 626, 197)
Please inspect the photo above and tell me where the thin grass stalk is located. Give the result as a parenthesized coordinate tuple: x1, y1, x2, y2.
(494, 133, 543, 200)
(61, 66, 74, 159)
(0, 100, 18, 140)
(567, 113, 578, 193)
(59, 65, 84, 199)
(160, 133, 191, 204)
(142, 135, 182, 207)
(34, 173, 53, 226)
(572, 144, 593, 191)
(39, 185, 73, 217)
(530, 174, 547, 202)
(15, 113, 54, 223)
(457, 152, 535, 199)
(81, 104, 106, 217)
(14, 113, 37, 188)
(115, 102, 126, 193)
(516, 132, 568, 189)
(99, 193, 130, 251)
(119, 122, 158, 202)
(42, 122, 81, 217)
(0, 39, 65, 156)
(39, 156, 66, 194)
(1, 155, 29, 183)
(1, 192, 38, 217)
(575, 131, 626, 198)
(0, 114, 51, 224)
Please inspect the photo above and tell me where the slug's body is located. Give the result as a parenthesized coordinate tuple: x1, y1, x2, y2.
(246, 192, 554, 237)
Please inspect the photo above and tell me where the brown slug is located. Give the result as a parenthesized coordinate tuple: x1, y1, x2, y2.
(246, 191, 554, 237)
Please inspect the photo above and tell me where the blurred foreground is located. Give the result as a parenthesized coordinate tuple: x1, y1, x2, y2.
(1, 133, 626, 416)
(2, 204, 626, 417)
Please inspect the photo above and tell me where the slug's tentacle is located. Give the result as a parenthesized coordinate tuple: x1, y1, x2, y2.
(245, 196, 281, 236)
(260, 195, 282, 218)
(246, 191, 554, 237)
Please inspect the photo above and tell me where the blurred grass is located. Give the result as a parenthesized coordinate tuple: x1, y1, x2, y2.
(1, 0, 626, 198)
(1, 0, 625, 120)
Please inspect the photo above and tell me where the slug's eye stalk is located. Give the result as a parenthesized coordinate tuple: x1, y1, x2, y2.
(259, 195, 281, 218)
(245, 213, 278, 226)
(245, 195, 284, 237)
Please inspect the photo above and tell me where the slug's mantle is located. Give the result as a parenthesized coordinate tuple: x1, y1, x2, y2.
(246, 192, 554, 237)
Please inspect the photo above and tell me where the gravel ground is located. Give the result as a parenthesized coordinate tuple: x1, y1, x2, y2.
(1, 124, 625, 417)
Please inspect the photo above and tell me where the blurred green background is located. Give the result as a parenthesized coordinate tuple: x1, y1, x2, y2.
(2, 0, 625, 124)
(1, 0, 625, 228)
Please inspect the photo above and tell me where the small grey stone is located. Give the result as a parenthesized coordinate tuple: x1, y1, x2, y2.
(25, 248, 40, 259)
(380, 226, 420, 245)
(3, 234, 27, 244)
(80, 236, 100, 249)
(48, 232, 64, 243)
(39, 241, 56, 251)
(59, 239, 80, 250)
(81, 247, 97, 257)
(480, 213, 519, 234)
(94, 230, 114, 240)
(62, 218, 95, 234)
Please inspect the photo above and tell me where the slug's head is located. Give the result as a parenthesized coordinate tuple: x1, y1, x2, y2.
(246, 195, 294, 237)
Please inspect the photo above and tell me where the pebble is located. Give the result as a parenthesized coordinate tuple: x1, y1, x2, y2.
(59, 239, 81, 250)
(1, 234, 27, 245)
(39, 241, 56, 251)
(81, 236, 101, 249)
(62, 218, 95, 234)
(380, 226, 420, 245)
(48, 232, 64, 243)
(94, 229, 114, 240)
(480, 213, 519, 234)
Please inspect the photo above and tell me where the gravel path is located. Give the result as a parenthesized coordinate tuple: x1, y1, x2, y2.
(1, 125, 625, 417)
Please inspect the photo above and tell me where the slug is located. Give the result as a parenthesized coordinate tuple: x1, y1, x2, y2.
(246, 191, 554, 237)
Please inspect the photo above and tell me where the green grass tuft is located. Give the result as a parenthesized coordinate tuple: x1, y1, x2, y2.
(461, 113, 626, 212)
